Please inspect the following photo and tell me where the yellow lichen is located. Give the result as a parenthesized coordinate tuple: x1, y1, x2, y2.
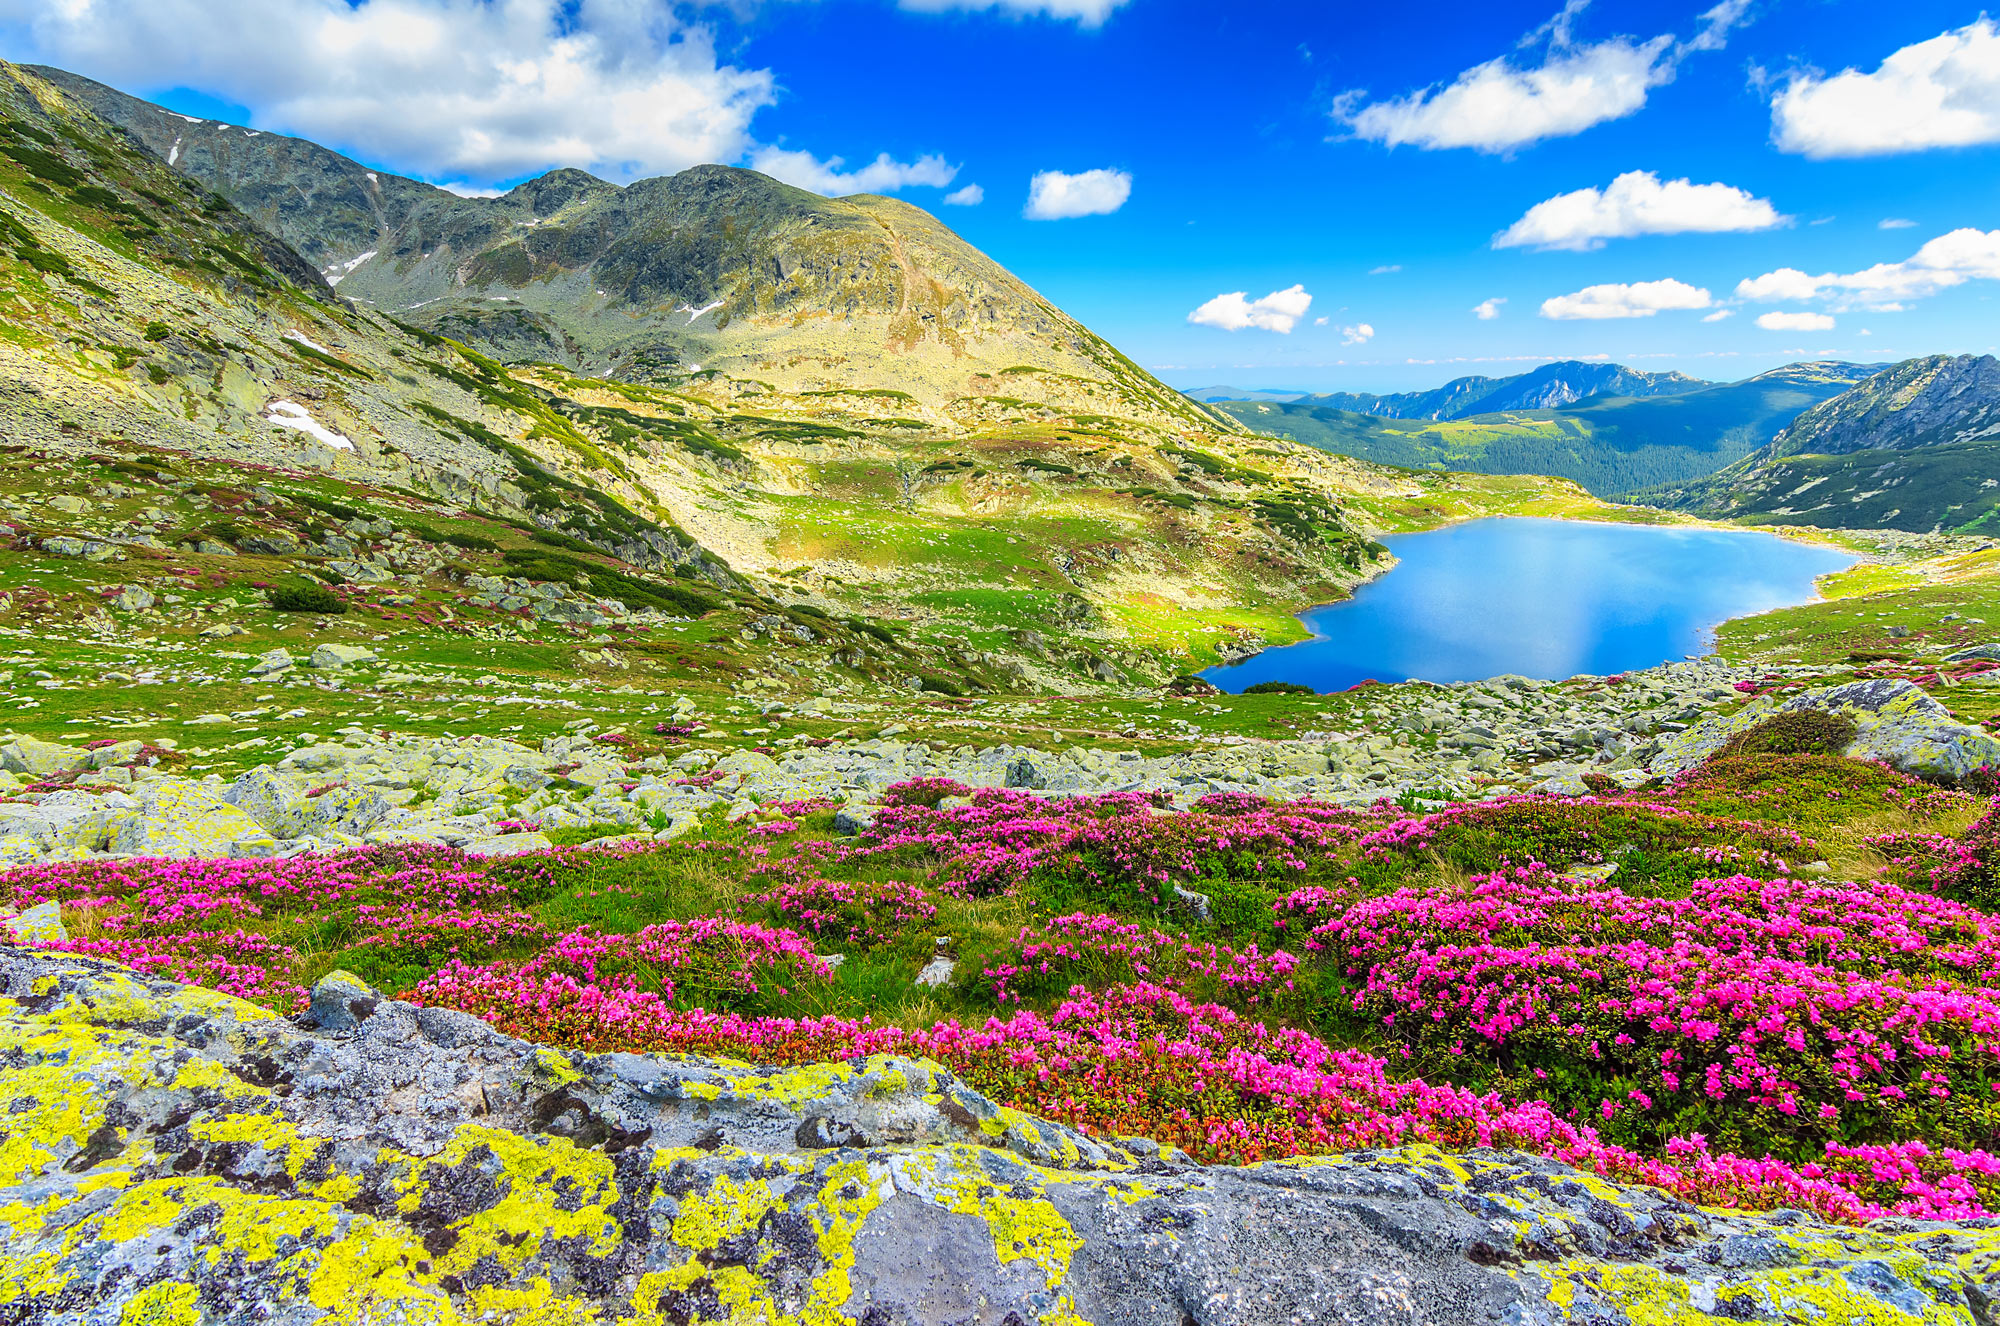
(119, 1281, 202, 1326)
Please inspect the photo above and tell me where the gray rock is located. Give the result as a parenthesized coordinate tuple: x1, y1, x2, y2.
(2, 900, 65, 942)
(308, 643, 379, 669)
(463, 830, 553, 857)
(6, 948, 1998, 1326)
(248, 647, 295, 677)
(833, 802, 879, 835)
(305, 968, 381, 1031)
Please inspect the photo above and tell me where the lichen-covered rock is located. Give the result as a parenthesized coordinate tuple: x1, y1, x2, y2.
(0, 734, 89, 777)
(1653, 678, 2000, 782)
(308, 643, 379, 669)
(6, 950, 2000, 1325)
(108, 777, 281, 857)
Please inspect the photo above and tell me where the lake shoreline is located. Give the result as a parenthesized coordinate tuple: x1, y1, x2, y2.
(1206, 515, 1858, 693)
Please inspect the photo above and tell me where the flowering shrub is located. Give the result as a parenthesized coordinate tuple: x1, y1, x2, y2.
(744, 877, 937, 946)
(8, 763, 2000, 1222)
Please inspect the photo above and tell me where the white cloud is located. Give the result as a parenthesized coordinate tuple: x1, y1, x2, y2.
(894, 0, 1129, 24)
(942, 183, 984, 206)
(1331, 0, 1751, 154)
(1023, 167, 1131, 219)
(1472, 297, 1507, 320)
(750, 147, 957, 196)
(1, 0, 779, 186)
(1494, 170, 1786, 250)
(1187, 284, 1314, 334)
(1338, 323, 1375, 346)
(1540, 277, 1712, 319)
(1369, 264, 1402, 274)
(1702, 309, 1734, 322)
(1735, 228, 2000, 310)
(1880, 217, 1918, 229)
(1771, 18, 2000, 158)
(1756, 311, 1836, 331)
(1313, 316, 1329, 325)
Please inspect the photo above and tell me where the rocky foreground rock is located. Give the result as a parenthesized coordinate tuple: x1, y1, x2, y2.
(6, 948, 2000, 1324)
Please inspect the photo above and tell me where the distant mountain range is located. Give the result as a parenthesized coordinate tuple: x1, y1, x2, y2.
(1659, 354, 2000, 533)
(1237, 361, 1714, 420)
(1215, 362, 1885, 496)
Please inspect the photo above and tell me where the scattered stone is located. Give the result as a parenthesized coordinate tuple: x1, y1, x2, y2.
(308, 643, 380, 669)
(463, 831, 553, 857)
(248, 647, 295, 677)
(1, 900, 65, 943)
(915, 936, 956, 988)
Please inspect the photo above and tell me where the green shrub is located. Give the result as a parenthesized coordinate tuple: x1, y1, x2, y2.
(1713, 710, 1858, 760)
(270, 584, 345, 614)
(1243, 681, 1315, 695)
(142, 321, 170, 342)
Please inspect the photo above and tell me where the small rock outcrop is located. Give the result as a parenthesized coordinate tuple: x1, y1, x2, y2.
(1652, 677, 2000, 782)
(8, 949, 2000, 1324)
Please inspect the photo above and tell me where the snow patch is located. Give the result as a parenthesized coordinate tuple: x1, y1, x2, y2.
(366, 172, 378, 184)
(320, 250, 377, 286)
(282, 330, 337, 356)
(265, 400, 353, 451)
(173, 114, 203, 124)
(167, 137, 181, 166)
(676, 299, 724, 325)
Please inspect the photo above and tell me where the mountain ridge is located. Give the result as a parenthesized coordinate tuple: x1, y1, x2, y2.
(1660, 354, 2000, 532)
(1216, 362, 1885, 497)
(32, 65, 1231, 436)
(1285, 361, 1711, 421)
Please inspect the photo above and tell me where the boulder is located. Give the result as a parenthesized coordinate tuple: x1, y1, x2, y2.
(109, 779, 280, 858)
(308, 643, 379, 669)
(305, 969, 381, 1031)
(8, 948, 2000, 1326)
(462, 830, 553, 857)
(0, 736, 88, 778)
(2, 900, 66, 943)
(247, 647, 295, 677)
(227, 767, 312, 837)
(1652, 678, 2000, 783)
(298, 784, 392, 837)
(833, 802, 879, 836)
(109, 584, 155, 612)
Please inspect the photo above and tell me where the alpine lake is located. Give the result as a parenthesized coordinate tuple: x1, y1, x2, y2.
(1205, 516, 1858, 692)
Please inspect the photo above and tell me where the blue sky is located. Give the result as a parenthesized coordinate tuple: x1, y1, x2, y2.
(4, 0, 1997, 391)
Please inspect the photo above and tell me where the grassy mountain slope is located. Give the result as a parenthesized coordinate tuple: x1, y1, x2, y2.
(33, 65, 1232, 437)
(5, 60, 1604, 690)
(1221, 362, 1880, 496)
(1660, 355, 2000, 533)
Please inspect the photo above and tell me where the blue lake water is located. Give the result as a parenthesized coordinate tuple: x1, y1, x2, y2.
(1203, 517, 1856, 694)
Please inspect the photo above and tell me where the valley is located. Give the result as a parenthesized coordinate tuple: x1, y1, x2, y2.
(9, 34, 2000, 1326)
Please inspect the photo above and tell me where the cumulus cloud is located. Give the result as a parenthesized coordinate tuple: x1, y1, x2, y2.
(1187, 284, 1314, 334)
(1338, 323, 1375, 345)
(1702, 309, 1734, 322)
(1494, 170, 1786, 250)
(0, 0, 783, 186)
(1771, 18, 2000, 158)
(1540, 277, 1712, 319)
(1735, 228, 2000, 310)
(1756, 311, 1836, 331)
(1023, 167, 1131, 219)
(1332, 0, 1751, 154)
(750, 147, 957, 196)
(1473, 297, 1507, 320)
(895, 0, 1129, 24)
(942, 183, 984, 205)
